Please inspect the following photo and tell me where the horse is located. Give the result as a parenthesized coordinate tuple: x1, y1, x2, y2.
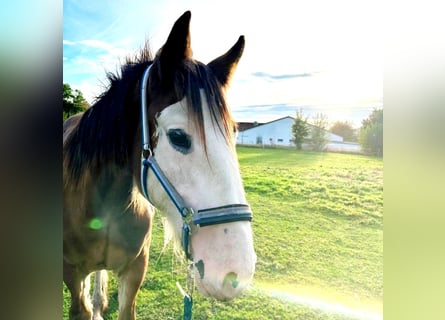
(63, 11, 256, 320)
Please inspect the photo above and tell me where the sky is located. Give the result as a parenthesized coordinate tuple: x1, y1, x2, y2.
(63, 0, 383, 128)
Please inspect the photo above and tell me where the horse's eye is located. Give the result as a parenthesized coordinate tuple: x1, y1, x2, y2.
(167, 129, 192, 154)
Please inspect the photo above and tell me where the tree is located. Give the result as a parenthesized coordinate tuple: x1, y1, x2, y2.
(291, 109, 310, 150)
(358, 108, 383, 157)
(309, 113, 329, 151)
(63, 83, 89, 121)
(330, 121, 357, 142)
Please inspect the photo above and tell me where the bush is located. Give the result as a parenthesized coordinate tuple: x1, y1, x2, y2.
(358, 109, 383, 157)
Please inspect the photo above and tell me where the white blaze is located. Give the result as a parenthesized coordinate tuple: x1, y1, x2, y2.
(148, 92, 256, 300)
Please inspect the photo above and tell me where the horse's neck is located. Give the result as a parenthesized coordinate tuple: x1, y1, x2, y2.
(92, 163, 134, 207)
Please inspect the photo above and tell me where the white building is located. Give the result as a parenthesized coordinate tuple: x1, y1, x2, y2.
(236, 116, 342, 146)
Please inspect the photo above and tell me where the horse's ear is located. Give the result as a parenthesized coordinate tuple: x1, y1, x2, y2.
(159, 11, 192, 68)
(208, 36, 245, 86)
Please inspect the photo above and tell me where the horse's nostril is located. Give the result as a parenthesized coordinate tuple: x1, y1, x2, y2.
(223, 272, 239, 289)
(195, 260, 205, 279)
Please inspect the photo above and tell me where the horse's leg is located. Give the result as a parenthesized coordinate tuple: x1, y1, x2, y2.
(64, 260, 93, 320)
(92, 270, 109, 320)
(116, 248, 149, 320)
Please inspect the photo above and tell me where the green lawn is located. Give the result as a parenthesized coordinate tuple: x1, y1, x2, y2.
(63, 146, 383, 319)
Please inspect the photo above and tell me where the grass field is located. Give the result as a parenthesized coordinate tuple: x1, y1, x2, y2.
(63, 146, 383, 319)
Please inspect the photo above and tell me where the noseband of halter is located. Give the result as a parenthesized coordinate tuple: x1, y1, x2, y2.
(140, 64, 252, 260)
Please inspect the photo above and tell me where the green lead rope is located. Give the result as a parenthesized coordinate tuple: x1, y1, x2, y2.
(183, 295, 193, 320)
(176, 279, 193, 320)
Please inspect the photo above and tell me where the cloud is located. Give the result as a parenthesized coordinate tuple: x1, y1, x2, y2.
(64, 38, 131, 57)
(232, 103, 300, 123)
(63, 39, 76, 45)
(63, 38, 135, 82)
(251, 71, 314, 81)
(78, 39, 116, 51)
(237, 103, 292, 110)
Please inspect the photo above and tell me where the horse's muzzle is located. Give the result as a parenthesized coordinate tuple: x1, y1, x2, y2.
(190, 220, 256, 301)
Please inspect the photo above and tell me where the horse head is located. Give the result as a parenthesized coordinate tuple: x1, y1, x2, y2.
(141, 11, 256, 301)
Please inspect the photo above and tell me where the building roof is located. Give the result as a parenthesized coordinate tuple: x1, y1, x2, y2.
(236, 122, 264, 132)
(237, 116, 292, 132)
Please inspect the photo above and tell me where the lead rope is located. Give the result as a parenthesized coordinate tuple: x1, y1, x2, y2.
(176, 262, 195, 320)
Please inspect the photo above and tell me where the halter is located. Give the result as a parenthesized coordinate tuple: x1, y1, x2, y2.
(139, 64, 253, 260)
